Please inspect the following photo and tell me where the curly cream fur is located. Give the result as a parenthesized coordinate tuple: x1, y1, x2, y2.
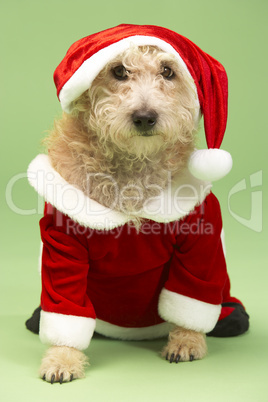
(45, 45, 198, 227)
(40, 346, 89, 383)
(162, 326, 207, 362)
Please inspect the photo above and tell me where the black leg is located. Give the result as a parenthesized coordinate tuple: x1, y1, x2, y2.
(25, 306, 41, 334)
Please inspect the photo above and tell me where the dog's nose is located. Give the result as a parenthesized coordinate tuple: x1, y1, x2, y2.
(132, 111, 158, 132)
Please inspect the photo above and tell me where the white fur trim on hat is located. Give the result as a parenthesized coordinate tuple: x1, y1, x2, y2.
(39, 311, 96, 350)
(59, 35, 200, 120)
(188, 149, 233, 181)
(158, 288, 221, 333)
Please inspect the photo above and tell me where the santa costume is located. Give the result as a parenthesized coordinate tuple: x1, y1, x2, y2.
(26, 24, 249, 350)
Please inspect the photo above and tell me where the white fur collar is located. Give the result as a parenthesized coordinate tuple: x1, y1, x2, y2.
(27, 154, 212, 230)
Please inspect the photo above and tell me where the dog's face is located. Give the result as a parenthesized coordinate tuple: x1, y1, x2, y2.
(73, 45, 198, 159)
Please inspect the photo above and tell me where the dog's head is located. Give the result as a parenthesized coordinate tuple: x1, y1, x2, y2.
(70, 45, 198, 160)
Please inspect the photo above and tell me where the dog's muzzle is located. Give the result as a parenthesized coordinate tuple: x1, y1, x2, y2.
(132, 110, 158, 135)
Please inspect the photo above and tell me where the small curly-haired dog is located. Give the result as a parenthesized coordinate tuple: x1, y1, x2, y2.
(39, 44, 207, 382)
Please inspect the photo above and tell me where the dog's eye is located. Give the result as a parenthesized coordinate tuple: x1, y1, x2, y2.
(161, 67, 175, 80)
(112, 65, 129, 80)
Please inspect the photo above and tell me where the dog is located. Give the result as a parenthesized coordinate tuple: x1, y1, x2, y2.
(26, 25, 249, 383)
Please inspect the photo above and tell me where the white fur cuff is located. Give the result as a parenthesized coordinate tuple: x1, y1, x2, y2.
(39, 311, 96, 350)
(158, 289, 221, 333)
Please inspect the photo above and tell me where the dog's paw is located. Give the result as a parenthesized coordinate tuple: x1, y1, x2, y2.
(39, 346, 89, 383)
(162, 326, 207, 363)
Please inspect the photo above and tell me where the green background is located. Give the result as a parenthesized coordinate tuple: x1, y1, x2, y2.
(1, 0, 267, 401)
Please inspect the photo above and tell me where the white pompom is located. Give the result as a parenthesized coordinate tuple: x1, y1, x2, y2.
(188, 149, 233, 181)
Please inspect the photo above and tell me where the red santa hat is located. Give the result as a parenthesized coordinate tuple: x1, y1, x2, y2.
(54, 24, 232, 181)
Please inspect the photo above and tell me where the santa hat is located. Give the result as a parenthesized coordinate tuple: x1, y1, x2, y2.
(54, 24, 232, 181)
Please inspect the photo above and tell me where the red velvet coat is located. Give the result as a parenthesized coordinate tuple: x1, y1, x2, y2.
(28, 154, 232, 350)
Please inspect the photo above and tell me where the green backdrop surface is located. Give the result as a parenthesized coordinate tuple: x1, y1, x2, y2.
(1, 0, 267, 401)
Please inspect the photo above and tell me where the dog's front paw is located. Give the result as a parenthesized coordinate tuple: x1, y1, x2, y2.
(40, 346, 89, 383)
(162, 326, 207, 363)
